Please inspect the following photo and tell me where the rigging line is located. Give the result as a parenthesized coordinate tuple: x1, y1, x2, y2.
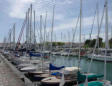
(49, 1, 56, 75)
(90, 4, 97, 40)
(97, 1, 100, 54)
(67, 15, 80, 57)
(50, 3, 55, 51)
(5, 29, 12, 49)
(84, 3, 106, 84)
(36, 26, 40, 43)
(16, 16, 27, 50)
(43, 11, 47, 51)
(4, 28, 13, 50)
(72, 15, 80, 44)
(35, 14, 40, 44)
(87, 1, 106, 74)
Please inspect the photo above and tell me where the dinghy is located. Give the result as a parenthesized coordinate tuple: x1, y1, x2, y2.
(41, 75, 77, 86)
(41, 77, 60, 86)
(27, 61, 49, 76)
(17, 63, 33, 69)
(20, 65, 37, 72)
(41, 67, 79, 86)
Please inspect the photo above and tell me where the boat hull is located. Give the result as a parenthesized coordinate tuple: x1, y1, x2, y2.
(87, 54, 112, 62)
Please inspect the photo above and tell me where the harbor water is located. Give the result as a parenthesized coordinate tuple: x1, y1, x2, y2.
(50, 55, 112, 81)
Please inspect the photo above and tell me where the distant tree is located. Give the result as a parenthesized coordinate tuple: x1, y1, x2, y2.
(109, 38, 112, 48)
(98, 37, 103, 48)
(45, 42, 65, 47)
(85, 39, 91, 45)
(52, 42, 57, 46)
(84, 39, 91, 48)
(57, 42, 65, 46)
(90, 39, 96, 47)
(84, 37, 103, 48)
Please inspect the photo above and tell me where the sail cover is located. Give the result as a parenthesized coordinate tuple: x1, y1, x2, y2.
(79, 81, 104, 86)
(49, 63, 65, 70)
(77, 71, 104, 83)
(29, 52, 41, 57)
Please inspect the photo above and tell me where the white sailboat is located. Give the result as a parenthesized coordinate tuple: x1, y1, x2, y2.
(41, 1, 81, 85)
(82, 0, 112, 86)
(87, 0, 112, 62)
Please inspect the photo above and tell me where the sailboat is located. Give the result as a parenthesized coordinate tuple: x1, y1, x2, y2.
(41, 66, 80, 86)
(87, 0, 112, 62)
(40, 1, 81, 86)
(79, 0, 112, 86)
(25, 5, 55, 81)
(88, 53, 112, 62)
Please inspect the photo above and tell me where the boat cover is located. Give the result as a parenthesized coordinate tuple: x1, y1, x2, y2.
(64, 67, 79, 74)
(79, 81, 104, 86)
(29, 52, 41, 57)
(51, 72, 62, 76)
(77, 71, 104, 83)
(49, 63, 65, 70)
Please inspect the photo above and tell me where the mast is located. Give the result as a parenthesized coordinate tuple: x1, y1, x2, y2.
(78, 0, 82, 70)
(76, 1, 82, 84)
(26, 12, 28, 49)
(39, 15, 44, 71)
(34, 10, 36, 48)
(30, 4, 32, 48)
(13, 24, 16, 50)
(104, 0, 108, 82)
(105, 0, 109, 49)
(27, 8, 30, 49)
(39, 15, 42, 49)
(9, 29, 12, 49)
(3, 37, 5, 50)
(97, 1, 100, 51)
(49, 1, 55, 74)
(43, 12, 47, 51)
(50, 4, 55, 52)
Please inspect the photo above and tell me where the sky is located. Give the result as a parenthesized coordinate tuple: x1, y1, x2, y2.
(0, 0, 112, 43)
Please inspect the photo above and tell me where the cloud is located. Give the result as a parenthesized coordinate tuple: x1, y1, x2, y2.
(3, 0, 112, 43)
(50, 16, 97, 31)
(56, 0, 75, 5)
(9, 0, 35, 18)
(8, 0, 69, 21)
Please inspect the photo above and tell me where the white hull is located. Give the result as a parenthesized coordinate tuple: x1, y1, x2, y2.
(20, 66, 37, 72)
(88, 54, 112, 62)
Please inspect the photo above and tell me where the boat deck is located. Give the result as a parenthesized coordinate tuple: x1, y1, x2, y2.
(0, 54, 25, 86)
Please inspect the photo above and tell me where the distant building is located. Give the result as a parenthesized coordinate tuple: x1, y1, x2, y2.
(0, 43, 4, 49)
(63, 42, 84, 48)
